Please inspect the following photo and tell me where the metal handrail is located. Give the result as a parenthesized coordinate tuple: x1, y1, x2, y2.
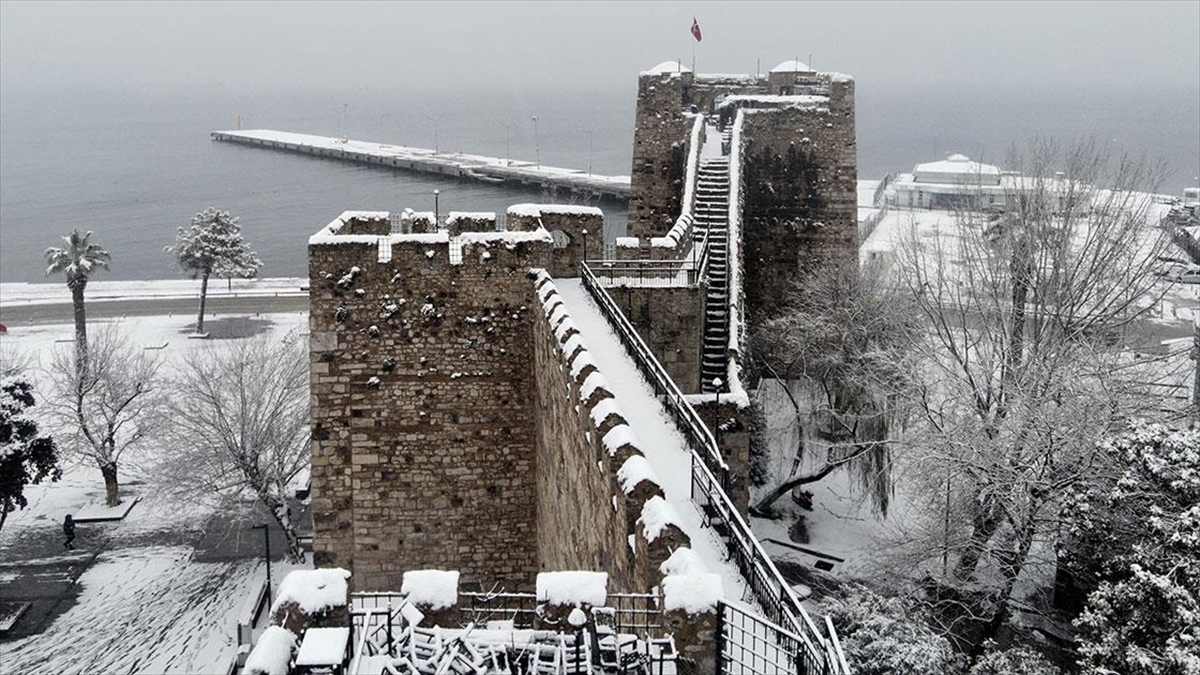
(580, 262, 849, 675)
(581, 263, 728, 476)
(589, 259, 699, 287)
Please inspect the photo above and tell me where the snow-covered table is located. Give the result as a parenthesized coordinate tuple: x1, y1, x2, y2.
(295, 627, 350, 673)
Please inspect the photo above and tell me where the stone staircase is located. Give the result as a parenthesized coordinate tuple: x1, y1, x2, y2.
(695, 147, 731, 394)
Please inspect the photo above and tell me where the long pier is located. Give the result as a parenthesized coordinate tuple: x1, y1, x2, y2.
(211, 129, 630, 201)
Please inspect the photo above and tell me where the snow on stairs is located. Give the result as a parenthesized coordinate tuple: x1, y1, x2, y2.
(694, 152, 731, 394)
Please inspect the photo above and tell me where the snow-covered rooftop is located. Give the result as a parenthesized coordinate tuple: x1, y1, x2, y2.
(770, 60, 813, 73)
(643, 60, 691, 75)
(913, 154, 1001, 178)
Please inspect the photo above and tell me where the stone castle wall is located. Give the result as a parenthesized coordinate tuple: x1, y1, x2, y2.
(609, 284, 705, 394)
(308, 214, 553, 591)
(532, 273, 694, 593)
(740, 78, 858, 320)
(309, 212, 696, 595)
(628, 72, 693, 239)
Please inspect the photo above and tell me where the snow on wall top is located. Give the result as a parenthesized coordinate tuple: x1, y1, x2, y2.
(718, 94, 829, 110)
(271, 568, 350, 616)
(244, 626, 297, 675)
(643, 60, 691, 75)
(617, 455, 661, 494)
(659, 547, 708, 576)
(445, 211, 496, 223)
(770, 60, 813, 73)
(661, 573, 724, 614)
(536, 571, 608, 606)
(723, 111, 751, 409)
(820, 71, 854, 83)
(401, 569, 459, 610)
(508, 204, 604, 217)
(638, 495, 684, 542)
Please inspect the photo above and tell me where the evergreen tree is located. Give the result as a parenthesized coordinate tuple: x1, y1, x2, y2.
(1069, 423, 1200, 675)
(167, 208, 262, 335)
(0, 378, 61, 533)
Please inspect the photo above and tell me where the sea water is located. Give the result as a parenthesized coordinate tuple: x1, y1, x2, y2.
(1, 82, 1196, 283)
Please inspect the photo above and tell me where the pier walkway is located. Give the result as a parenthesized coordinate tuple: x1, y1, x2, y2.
(211, 130, 631, 201)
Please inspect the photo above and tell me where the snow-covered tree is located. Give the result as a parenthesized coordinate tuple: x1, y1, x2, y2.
(44, 229, 110, 372)
(166, 208, 262, 335)
(47, 325, 162, 506)
(885, 139, 1179, 646)
(822, 584, 967, 675)
(1068, 423, 1200, 675)
(0, 377, 60, 533)
(161, 333, 309, 562)
(750, 259, 918, 517)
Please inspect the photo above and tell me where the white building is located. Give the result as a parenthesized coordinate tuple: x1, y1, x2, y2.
(890, 154, 1011, 210)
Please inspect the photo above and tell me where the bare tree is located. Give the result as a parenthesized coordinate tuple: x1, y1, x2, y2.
(889, 138, 1181, 648)
(750, 259, 918, 517)
(47, 325, 163, 506)
(161, 333, 309, 562)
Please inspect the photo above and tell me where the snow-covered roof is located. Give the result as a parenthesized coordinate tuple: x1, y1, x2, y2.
(770, 60, 812, 73)
(913, 154, 1001, 178)
(643, 60, 691, 75)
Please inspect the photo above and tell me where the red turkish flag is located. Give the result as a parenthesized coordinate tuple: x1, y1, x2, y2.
(691, 17, 702, 42)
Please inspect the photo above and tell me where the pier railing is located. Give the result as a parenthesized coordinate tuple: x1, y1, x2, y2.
(581, 262, 850, 675)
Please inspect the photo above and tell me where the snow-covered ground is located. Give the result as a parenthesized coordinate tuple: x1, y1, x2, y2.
(0, 276, 308, 308)
(859, 206, 1199, 326)
(0, 310, 309, 674)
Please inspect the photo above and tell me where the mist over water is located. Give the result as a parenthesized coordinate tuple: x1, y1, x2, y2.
(1, 82, 1197, 283)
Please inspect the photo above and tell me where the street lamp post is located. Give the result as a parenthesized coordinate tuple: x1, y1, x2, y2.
(251, 523, 273, 606)
(567, 607, 587, 673)
(531, 115, 540, 169)
(502, 122, 513, 166)
(424, 114, 439, 153)
(580, 129, 594, 176)
(581, 228, 589, 265)
(712, 377, 723, 449)
(433, 189, 441, 228)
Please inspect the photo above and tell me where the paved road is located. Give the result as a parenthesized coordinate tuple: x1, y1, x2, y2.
(0, 295, 309, 326)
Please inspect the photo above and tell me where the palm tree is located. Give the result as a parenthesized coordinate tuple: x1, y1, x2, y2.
(45, 230, 110, 372)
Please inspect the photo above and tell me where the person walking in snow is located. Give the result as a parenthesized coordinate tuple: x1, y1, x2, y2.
(63, 514, 76, 550)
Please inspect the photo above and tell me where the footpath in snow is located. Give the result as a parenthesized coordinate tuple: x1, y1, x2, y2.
(555, 280, 751, 605)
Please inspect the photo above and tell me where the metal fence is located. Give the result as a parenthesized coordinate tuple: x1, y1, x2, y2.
(580, 263, 850, 675)
(718, 601, 847, 675)
(350, 591, 664, 639)
(587, 260, 700, 288)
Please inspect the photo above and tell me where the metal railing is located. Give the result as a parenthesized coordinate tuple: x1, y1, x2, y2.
(580, 263, 850, 675)
(581, 262, 728, 481)
(587, 259, 700, 288)
(350, 591, 664, 638)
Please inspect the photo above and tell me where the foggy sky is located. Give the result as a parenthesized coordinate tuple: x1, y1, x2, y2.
(2, 1, 1198, 95)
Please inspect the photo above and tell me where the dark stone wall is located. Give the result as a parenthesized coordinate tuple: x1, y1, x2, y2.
(309, 228, 552, 591)
(609, 285, 705, 394)
(628, 73, 693, 238)
(741, 80, 857, 321)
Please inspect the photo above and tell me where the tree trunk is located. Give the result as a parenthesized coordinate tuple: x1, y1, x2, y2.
(751, 461, 838, 515)
(196, 270, 210, 335)
(101, 462, 120, 507)
(955, 498, 1000, 581)
(70, 276, 88, 377)
(972, 520, 1037, 656)
(263, 492, 305, 563)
